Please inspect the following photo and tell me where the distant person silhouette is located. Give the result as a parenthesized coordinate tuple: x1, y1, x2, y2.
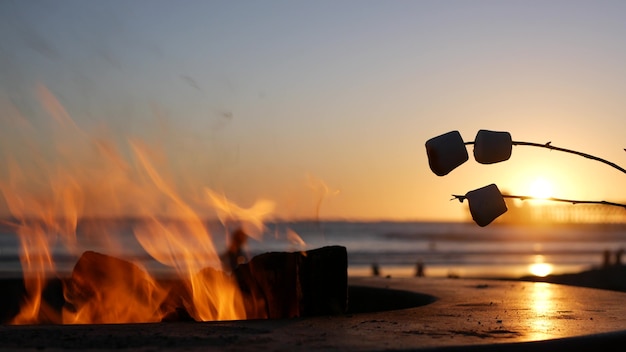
(415, 260, 425, 277)
(221, 227, 249, 272)
(616, 248, 624, 266)
(371, 262, 380, 276)
(603, 249, 612, 268)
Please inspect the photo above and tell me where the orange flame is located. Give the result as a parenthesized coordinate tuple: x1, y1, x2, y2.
(204, 188, 275, 241)
(286, 228, 307, 253)
(0, 84, 274, 324)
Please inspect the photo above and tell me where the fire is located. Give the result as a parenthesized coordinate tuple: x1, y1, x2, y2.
(0, 84, 274, 324)
(63, 251, 168, 324)
(205, 188, 275, 240)
(286, 228, 307, 253)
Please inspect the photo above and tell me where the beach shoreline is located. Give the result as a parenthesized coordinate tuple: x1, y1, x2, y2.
(511, 264, 626, 292)
(353, 262, 626, 293)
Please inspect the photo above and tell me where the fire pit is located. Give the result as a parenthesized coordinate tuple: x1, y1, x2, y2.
(2, 277, 626, 351)
(2, 245, 358, 324)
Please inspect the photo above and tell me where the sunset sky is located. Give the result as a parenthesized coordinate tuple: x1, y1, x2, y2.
(1, 0, 625, 221)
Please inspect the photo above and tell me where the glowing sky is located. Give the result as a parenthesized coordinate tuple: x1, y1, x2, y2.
(1, 0, 625, 221)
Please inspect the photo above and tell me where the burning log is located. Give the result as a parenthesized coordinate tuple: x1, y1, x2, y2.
(235, 245, 348, 319)
(300, 246, 349, 316)
(64, 246, 347, 322)
(63, 251, 170, 324)
(236, 251, 301, 319)
(4, 246, 347, 324)
(63, 251, 243, 323)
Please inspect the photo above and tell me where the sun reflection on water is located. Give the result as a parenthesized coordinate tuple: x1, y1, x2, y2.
(528, 255, 553, 277)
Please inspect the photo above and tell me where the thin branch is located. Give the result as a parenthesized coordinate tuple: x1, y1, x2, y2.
(464, 140, 626, 175)
(452, 194, 626, 210)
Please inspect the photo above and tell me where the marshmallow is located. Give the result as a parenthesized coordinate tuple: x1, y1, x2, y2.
(425, 131, 468, 176)
(473, 130, 512, 164)
(465, 184, 508, 227)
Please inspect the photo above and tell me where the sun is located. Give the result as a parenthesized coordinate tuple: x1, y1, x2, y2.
(528, 177, 553, 199)
(528, 255, 553, 277)
(529, 262, 553, 277)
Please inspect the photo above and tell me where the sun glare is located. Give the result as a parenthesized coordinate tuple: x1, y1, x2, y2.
(529, 256, 553, 277)
(529, 263, 553, 277)
(528, 178, 553, 199)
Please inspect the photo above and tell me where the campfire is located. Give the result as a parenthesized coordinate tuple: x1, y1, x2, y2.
(0, 85, 347, 325)
(1, 242, 348, 324)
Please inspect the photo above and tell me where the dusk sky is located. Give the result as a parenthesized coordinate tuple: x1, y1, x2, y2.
(1, 0, 625, 221)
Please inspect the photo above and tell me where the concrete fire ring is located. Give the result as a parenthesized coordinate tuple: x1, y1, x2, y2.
(2, 277, 626, 351)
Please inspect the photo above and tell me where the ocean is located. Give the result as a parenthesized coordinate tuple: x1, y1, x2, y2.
(2, 220, 626, 279)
